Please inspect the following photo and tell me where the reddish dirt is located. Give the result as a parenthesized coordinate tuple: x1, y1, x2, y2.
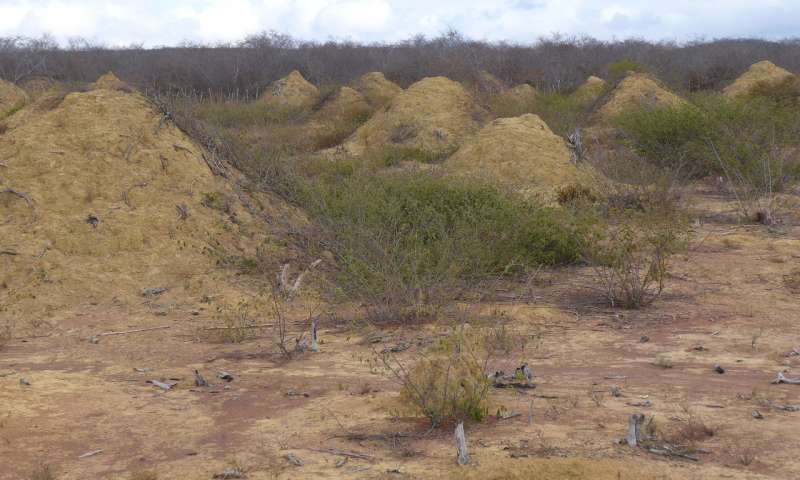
(2, 190, 800, 479)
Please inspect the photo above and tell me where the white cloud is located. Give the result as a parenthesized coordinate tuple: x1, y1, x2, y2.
(0, 0, 796, 46)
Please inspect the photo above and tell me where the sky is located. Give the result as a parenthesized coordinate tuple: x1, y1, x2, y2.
(0, 0, 797, 47)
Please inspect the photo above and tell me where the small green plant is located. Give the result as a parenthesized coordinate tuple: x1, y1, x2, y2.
(383, 323, 492, 426)
(530, 92, 586, 138)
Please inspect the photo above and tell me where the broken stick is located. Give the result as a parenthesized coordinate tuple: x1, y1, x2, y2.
(96, 325, 171, 337)
(455, 422, 470, 465)
(772, 372, 800, 385)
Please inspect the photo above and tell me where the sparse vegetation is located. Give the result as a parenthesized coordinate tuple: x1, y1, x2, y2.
(583, 208, 688, 309)
(29, 463, 56, 480)
(383, 323, 492, 426)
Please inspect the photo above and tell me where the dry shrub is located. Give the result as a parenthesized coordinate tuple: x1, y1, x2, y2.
(784, 269, 800, 293)
(583, 209, 688, 309)
(383, 323, 492, 426)
(29, 464, 56, 480)
(207, 298, 266, 344)
(129, 471, 158, 480)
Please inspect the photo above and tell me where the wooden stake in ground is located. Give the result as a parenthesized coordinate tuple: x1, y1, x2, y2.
(626, 414, 645, 447)
(455, 422, 470, 465)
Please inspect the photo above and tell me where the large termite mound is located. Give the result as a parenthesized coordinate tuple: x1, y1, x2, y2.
(723, 60, 796, 98)
(353, 72, 402, 108)
(342, 76, 482, 156)
(0, 78, 28, 117)
(0, 77, 300, 324)
(596, 72, 684, 118)
(259, 70, 320, 108)
(442, 114, 595, 199)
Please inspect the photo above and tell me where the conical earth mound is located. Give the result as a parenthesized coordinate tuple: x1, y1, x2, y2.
(723, 60, 796, 98)
(0, 78, 299, 322)
(573, 75, 607, 105)
(354, 72, 402, 107)
(442, 114, 595, 199)
(596, 72, 684, 118)
(0, 78, 28, 117)
(260, 70, 319, 108)
(343, 76, 481, 156)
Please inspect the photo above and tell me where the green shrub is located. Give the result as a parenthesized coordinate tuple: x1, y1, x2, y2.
(304, 174, 583, 320)
(487, 92, 537, 118)
(530, 92, 586, 137)
(194, 101, 309, 128)
(363, 144, 452, 167)
(607, 59, 649, 82)
(312, 110, 371, 150)
(614, 102, 712, 179)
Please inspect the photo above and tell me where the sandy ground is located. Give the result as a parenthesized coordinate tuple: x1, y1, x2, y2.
(2, 191, 800, 480)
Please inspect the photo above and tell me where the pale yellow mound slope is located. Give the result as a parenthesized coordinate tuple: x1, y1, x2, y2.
(442, 114, 594, 199)
(574, 75, 607, 104)
(0, 78, 28, 117)
(723, 60, 796, 98)
(502, 83, 538, 103)
(597, 72, 684, 118)
(343, 76, 481, 155)
(0, 83, 297, 323)
(90, 71, 130, 91)
(354, 71, 402, 107)
(471, 70, 506, 95)
(311, 86, 371, 123)
(260, 70, 319, 108)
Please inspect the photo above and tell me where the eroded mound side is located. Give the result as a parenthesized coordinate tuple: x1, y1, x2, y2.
(0, 78, 28, 117)
(0, 84, 298, 323)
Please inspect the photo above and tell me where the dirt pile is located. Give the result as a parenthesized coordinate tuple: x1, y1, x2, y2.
(353, 71, 402, 107)
(500, 83, 538, 104)
(596, 72, 684, 118)
(0, 78, 28, 117)
(723, 60, 796, 98)
(470, 70, 506, 95)
(442, 114, 595, 199)
(311, 86, 371, 123)
(0, 77, 298, 324)
(90, 72, 130, 91)
(342, 76, 481, 155)
(259, 70, 319, 108)
(573, 75, 607, 105)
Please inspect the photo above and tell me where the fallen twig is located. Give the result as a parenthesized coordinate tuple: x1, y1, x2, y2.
(1, 188, 36, 223)
(202, 323, 274, 331)
(97, 325, 171, 337)
(78, 449, 103, 459)
(306, 448, 374, 461)
(772, 372, 800, 385)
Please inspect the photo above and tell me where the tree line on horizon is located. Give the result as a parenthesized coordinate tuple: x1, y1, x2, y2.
(1, 30, 799, 95)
